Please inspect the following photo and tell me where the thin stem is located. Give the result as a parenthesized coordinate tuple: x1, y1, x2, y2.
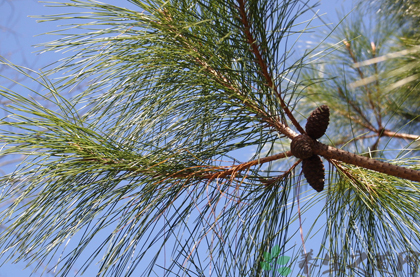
(383, 129, 420, 140)
(344, 40, 380, 127)
(332, 130, 419, 148)
(337, 86, 376, 132)
(236, 0, 306, 135)
(202, 150, 292, 179)
(371, 41, 383, 128)
(332, 133, 380, 147)
(262, 159, 301, 186)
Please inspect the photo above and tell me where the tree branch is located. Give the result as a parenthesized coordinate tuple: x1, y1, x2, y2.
(201, 150, 292, 179)
(332, 129, 419, 148)
(157, 8, 298, 139)
(313, 141, 420, 182)
(383, 129, 420, 140)
(236, 0, 306, 135)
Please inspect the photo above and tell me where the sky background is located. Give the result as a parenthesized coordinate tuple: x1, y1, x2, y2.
(0, 0, 356, 276)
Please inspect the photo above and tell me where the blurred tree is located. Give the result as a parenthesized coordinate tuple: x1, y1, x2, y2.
(372, 0, 420, 124)
(300, 0, 420, 276)
(0, 0, 419, 276)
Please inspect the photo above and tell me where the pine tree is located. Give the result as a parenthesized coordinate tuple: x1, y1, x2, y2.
(0, 0, 419, 276)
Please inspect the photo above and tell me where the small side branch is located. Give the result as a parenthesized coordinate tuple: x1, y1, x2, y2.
(201, 150, 292, 180)
(236, 0, 306, 135)
(382, 130, 420, 141)
(332, 129, 419, 148)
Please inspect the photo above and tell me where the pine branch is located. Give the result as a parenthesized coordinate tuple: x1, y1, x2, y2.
(236, 0, 305, 135)
(200, 150, 292, 179)
(313, 141, 420, 182)
(261, 159, 301, 186)
(382, 129, 420, 140)
(156, 7, 298, 140)
(1, 1, 419, 276)
(289, 105, 420, 183)
(332, 129, 419, 148)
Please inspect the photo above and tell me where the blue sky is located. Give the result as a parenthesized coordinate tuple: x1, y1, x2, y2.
(0, 0, 355, 276)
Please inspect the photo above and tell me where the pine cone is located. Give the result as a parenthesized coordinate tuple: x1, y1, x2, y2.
(305, 105, 330, 140)
(302, 155, 325, 192)
(290, 134, 314, 159)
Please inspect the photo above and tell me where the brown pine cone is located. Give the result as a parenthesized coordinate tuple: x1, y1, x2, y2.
(302, 155, 325, 192)
(305, 105, 330, 140)
(290, 134, 314, 159)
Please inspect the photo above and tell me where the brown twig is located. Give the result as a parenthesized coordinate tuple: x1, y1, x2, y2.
(202, 151, 292, 180)
(332, 129, 419, 149)
(382, 130, 420, 141)
(236, 0, 306, 135)
(261, 159, 301, 187)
